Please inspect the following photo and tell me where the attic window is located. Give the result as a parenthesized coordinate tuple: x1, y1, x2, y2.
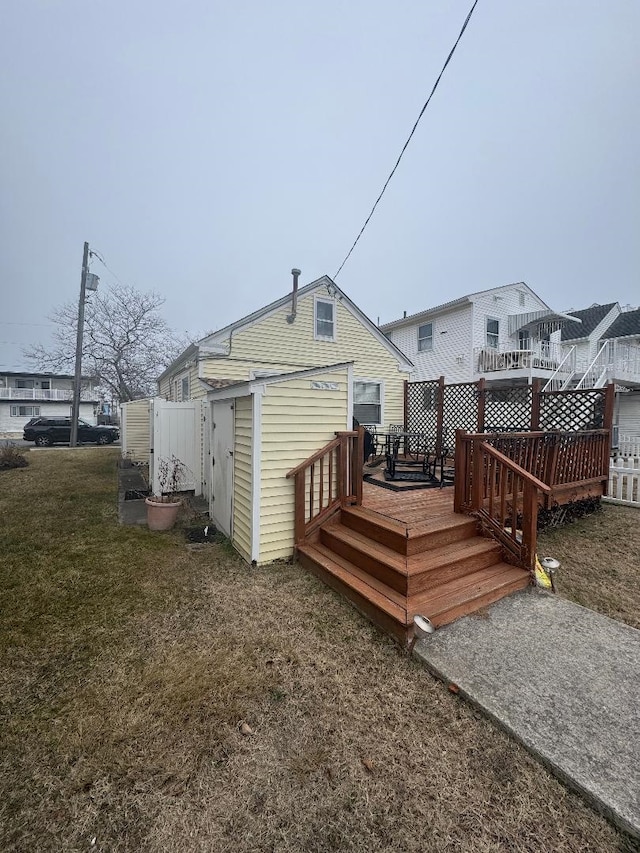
(417, 323, 433, 352)
(315, 297, 335, 341)
(518, 291, 525, 307)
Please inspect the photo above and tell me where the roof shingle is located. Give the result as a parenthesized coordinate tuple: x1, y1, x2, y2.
(601, 308, 640, 340)
(561, 303, 617, 341)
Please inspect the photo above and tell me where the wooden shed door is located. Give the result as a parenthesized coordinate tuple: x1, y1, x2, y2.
(211, 400, 234, 537)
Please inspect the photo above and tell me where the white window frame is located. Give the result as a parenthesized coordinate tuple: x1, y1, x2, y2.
(486, 317, 500, 350)
(181, 375, 189, 401)
(353, 378, 384, 427)
(417, 322, 433, 353)
(314, 295, 336, 342)
(11, 405, 40, 417)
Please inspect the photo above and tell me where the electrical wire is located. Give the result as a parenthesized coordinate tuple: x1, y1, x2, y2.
(334, 0, 479, 279)
(89, 249, 127, 287)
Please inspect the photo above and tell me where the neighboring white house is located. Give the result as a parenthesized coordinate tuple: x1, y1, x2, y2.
(380, 282, 581, 388)
(0, 371, 100, 437)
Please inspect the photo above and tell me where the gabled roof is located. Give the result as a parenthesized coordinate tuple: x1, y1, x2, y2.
(561, 303, 618, 341)
(189, 275, 413, 372)
(380, 282, 549, 332)
(601, 308, 640, 340)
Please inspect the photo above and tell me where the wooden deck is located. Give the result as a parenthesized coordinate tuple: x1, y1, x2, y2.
(297, 482, 530, 644)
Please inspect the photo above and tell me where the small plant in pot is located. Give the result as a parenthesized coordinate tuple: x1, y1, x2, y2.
(145, 455, 189, 531)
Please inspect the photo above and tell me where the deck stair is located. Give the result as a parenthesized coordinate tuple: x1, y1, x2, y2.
(297, 503, 530, 644)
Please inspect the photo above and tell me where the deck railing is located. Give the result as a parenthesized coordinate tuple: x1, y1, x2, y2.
(454, 428, 610, 572)
(454, 433, 552, 572)
(286, 428, 364, 546)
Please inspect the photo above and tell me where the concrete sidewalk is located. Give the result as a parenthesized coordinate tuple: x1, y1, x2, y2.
(414, 589, 640, 840)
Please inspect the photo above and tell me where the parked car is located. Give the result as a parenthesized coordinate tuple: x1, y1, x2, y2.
(23, 417, 120, 447)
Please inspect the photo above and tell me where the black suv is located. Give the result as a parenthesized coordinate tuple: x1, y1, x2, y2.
(23, 417, 120, 447)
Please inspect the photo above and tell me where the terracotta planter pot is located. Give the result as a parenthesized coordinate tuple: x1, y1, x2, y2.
(145, 497, 181, 531)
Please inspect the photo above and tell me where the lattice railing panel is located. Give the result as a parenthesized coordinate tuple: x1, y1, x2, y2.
(539, 389, 607, 432)
(484, 386, 532, 432)
(442, 383, 479, 441)
(406, 380, 440, 438)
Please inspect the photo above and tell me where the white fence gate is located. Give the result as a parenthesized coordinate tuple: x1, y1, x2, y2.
(150, 398, 205, 497)
(605, 457, 640, 507)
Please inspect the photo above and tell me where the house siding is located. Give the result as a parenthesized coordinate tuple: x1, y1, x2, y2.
(257, 366, 349, 564)
(470, 286, 548, 357)
(158, 362, 201, 402)
(232, 395, 253, 563)
(120, 399, 151, 463)
(0, 401, 95, 436)
(201, 291, 405, 426)
(386, 304, 473, 383)
(617, 391, 640, 439)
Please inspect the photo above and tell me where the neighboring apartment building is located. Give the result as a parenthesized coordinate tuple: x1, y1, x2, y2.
(0, 371, 100, 437)
(381, 282, 579, 388)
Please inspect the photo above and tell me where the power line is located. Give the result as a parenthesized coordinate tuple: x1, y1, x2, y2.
(334, 0, 479, 279)
(0, 321, 55, 327)
(89, 249, 127, 287)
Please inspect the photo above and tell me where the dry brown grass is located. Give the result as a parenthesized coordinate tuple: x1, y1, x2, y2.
(538, 503, 640, 629)
(1, 451, 638, 852)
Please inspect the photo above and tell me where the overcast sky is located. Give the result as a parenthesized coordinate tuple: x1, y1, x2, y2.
(1, 1, 638, 370)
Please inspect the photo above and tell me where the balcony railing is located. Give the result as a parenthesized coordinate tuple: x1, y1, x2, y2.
(0, 388, 96, 401)
(475, 341, 562, 375)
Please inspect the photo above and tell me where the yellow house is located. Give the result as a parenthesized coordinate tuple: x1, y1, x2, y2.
(157, 275, 413, 563)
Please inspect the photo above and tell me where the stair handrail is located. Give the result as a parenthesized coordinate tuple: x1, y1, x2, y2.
(286, 428, 363, 546)
(575, 341, 610, 389)
(454, 432, 552, 574)
(542, 345, 576, 392)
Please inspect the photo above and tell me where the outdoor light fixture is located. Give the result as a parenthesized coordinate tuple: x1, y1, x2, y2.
(408, 614, 435, 655)
(539, 556, 560, 593)
(326, 282, 338, 297)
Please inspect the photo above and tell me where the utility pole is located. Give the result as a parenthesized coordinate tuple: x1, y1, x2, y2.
(70, 241, 90, 447)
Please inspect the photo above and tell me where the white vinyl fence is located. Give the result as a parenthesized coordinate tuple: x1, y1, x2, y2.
(150, 398, 205, 497)
(605, 456, 640, 507)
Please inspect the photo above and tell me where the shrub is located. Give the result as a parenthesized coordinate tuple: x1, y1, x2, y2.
(0, 443, 29, 470)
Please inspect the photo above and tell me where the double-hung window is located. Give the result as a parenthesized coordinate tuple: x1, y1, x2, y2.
(417, 323, 433, 352)
(181, 376, 189, 401)
(315, 298, 335, 341)
(354, 380, 382, 425)
(11, 405, 40, 417)
(486, 318, 500, 349)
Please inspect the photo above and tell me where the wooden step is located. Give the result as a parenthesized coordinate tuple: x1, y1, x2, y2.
(320, 523, 409, 594)
(409, 563, 530, 629)
(297, 542, 409, 642)
(406, 538, 502, 594)
(341, 505, 477, 555)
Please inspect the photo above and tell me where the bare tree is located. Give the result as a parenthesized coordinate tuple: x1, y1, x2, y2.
(24, 284, 191, 402)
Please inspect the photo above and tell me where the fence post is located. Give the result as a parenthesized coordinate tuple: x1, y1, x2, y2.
(530, 378, 542, 431)
(436, 375, 445, 456)
(476, 377, 486, 433)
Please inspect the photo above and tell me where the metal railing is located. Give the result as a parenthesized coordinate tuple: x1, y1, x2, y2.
(286, 428, 364, 547)
(474, 340, 563, 375)
(0, 387, 96, 401)
(542, 345, 576, 392)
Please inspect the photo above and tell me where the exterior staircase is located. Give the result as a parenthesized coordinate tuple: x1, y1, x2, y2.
(297, 504, 530, 644)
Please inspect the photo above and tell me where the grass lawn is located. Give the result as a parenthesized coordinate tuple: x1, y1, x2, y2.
(1, 450, 638, 853)
(538, 503, 640, 630)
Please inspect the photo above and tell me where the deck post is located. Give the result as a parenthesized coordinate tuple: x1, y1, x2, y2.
(521, 481, 538, 574)
(436, 376, 445, 456)
(338, 434, 348, 506)
(453, 429, 467, 513)
(403, 380, 408, 431)
(471, 436, 483, 511)
(603, 382, 615, 435)
(530, 378, 542, 431)
(294, 471, 306, 545)
(476, 377, 486, 433)
(354, 426, 364, 506)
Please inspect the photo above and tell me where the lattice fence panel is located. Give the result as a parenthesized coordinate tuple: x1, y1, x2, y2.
(540, 388, 607, 432)
(442, 383, 479, 441)
(484, 386, 532, 432)
(406, 380, 439, 437)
